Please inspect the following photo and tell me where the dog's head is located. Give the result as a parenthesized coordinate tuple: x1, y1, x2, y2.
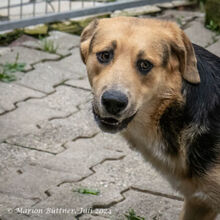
(80, 17, 200, 133)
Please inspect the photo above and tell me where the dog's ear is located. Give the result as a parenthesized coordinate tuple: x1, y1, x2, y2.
(80, 19, 99, 64)
(171, 31, 200, 84)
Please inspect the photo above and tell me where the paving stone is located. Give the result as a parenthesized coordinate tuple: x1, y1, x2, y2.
(34, 132, 126, 176)
(0, 193, 38, 218)
(23, 31, 80, 56)
(207, 39, 220, 57)
(184, 20, 216, 47)
(156, 2, 175, 9)
(0, 82, 44, 113)
(69, 149, 180, 199)
(111, 5, 161, 17)
(0, 165, 78, 200)
(0, 100, 65, 141)
(16, 63, 66, 93)
(22, 148, 180, 219)
(26, 86, 90, 116)
(156, 9, 204, 27)
(172, 0, 196, 7)
(3, 86, 90, 143)
(16, 60, 85, 93)
(157, 0, 196, 9)
(80, 216, 109, 220)
(64, 77, 91, 91)
(93, 189, 183, 220)
(7, 102, 98, 154)
(0, 142, 53, 175)
(0, 47, 11, 56)
(0, 46, 59, 71)
(0, 135, 124, 213)
(46, 48, 86, 79)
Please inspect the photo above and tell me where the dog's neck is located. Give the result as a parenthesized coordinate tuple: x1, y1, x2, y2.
(122, 97, 188, 176)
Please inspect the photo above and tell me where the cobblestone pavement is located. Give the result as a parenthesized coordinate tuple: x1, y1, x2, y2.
(0, 8, 220, 220)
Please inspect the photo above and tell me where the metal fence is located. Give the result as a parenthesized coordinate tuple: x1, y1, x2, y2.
(0, 0, 169, 31)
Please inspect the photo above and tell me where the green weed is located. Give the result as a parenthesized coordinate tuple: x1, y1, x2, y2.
(0, 53, 26, 82)
(75, 188, 100, 195)
(40, 37, 58, 53)
(124, 209, 145, 220)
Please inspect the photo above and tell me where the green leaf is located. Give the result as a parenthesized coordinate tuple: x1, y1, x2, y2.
(124, 209, 145, 220)
(0, 73, 16, 82)
(76, 188, 100, 195)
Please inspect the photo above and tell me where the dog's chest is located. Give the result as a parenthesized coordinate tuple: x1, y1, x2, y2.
(122, 126, 189, 193)
(123, 127, 176, 174)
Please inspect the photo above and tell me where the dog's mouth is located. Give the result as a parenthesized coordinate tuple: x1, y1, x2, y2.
(92, 108, 136, 133)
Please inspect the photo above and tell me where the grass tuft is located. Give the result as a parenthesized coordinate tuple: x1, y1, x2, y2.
(40, 37, 58, 54)
(0, 53, 26, 82)
(75, 187, 100, 195)
(124, 209, 145, 220)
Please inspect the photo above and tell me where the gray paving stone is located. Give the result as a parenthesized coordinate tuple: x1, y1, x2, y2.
(0, 143, 53, 175)
(0, 100, 65, 141)
(26, 86, 90, 116)
(111, 5, 161, 17)
(0, 82, 44, 113)
(16, 61, 85, 93)
(0, 165, 78, 200)
(7, 102, 98, 154)
(157, 0, 196, 9)
(22, 148, 180, 219)
(156, 9, 204, 27)
(0, 47, 59, 71)
(93, 189, 183, 220)
(172, 0, 196, 7)
(64, 77, 91, 91)
(184, 20, 216, 47)
(46, 48, 87, 79)
(23, 31, 80, 56)
(0, 134, 125, 217)
(69, 149, 180, 199)
(0, 193, 38, 218)
(207, 39, 220, 57)
(80, 216, 109, 220)
(0, 47, 11, 56)
(15, 63, 64, 93)
(35, 133, 126, 176)
(23, 146, 180, 219)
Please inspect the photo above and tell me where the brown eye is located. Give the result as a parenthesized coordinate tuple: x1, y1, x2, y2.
(96, 50, 113, 64)
(137, 59, 153, 75)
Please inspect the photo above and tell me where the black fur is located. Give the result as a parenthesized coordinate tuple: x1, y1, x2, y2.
(185, 44, 220, 176)
(160, 44, 220, 176)
(159, 102, 185, 155)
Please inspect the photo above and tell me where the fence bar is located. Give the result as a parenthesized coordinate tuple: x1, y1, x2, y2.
(20, 0, 23, 19)
(0, 0, 169, 31)
(45, 0, 48, 14)
(69, 0, 72, 11)
(58, 0, 61, 12)
(7, 0, 10, 20)
(33, 0, 36, 17)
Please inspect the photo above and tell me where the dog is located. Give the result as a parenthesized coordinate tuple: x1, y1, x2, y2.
(80, 17, 220, 219)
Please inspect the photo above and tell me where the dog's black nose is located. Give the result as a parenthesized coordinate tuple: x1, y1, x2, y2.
(101, 90, 128, 115)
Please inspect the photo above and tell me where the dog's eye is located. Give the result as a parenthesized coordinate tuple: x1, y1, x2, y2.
(137, 59, 153, 74)
(96, 50, 113, 64)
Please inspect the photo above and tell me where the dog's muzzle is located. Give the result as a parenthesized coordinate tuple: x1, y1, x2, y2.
(92, 89, 136, 133)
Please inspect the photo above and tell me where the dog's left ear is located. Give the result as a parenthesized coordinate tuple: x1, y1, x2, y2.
(80, 19, 99, 64)
(171, 31, 200, 84)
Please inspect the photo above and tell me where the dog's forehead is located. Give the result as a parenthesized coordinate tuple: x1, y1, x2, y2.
(95, 18, 170, 50)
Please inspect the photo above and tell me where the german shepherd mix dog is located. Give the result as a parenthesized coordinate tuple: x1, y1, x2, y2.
(80, 17, 220, 219)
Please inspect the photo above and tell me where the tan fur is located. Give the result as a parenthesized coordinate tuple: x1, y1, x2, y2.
(80, 17, 220, 219)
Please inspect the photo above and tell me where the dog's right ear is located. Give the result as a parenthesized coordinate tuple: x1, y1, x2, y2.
(80, 19, 99, 64)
